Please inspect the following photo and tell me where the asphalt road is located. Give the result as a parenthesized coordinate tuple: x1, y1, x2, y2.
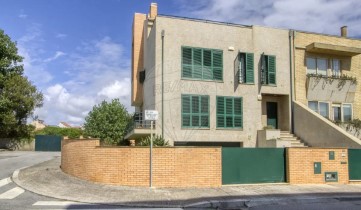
(1, 151, 361, 209)
(0, 151, 180, 209)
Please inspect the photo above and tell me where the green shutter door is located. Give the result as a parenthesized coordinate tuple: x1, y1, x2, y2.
(203, 50, 212, 80)
(191, 96, 200, 126)
(193, 48, 202, 79)
(234, 98, 243, 128)
(245, 53, 254, 83)
(212, 50, 223, 81)
(182, 47, 192, 78)
(217, 97, 225, 127)
(267, 55, 276, 85)
(181, 95, 191, 126)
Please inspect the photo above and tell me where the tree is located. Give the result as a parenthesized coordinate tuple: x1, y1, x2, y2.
(84, 99, 131, 145)
(0, 29, 43, 144)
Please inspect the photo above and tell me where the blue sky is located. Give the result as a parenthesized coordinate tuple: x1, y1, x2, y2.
(1, 0, 361, 125)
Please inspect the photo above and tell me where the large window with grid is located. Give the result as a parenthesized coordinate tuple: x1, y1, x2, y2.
(182, 47, 223, 81)
(181, 95, 209, 128)
(216, 96, 243, 128)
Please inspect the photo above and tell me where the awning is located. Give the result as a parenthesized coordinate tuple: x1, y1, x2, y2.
(306, 42, 361, 56)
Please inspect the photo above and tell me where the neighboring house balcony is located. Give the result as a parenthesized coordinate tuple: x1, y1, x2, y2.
(124, 113, 153, 140)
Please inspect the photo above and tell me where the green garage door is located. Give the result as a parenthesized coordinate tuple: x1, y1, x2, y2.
(349, 149, 361, 180)
(35, 135, 62, 151)
(222, 148, 286, 184)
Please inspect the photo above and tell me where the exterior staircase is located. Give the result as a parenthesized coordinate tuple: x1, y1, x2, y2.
(280, 131, 307, 147)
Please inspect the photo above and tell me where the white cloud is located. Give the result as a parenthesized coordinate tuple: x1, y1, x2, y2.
(17, 23, 53, 85)
(34, 37, 132, 126)
(56, 33, 67, 39)
(178, 0, 361, 37)
(18, 14, 27, 19)
(44, 51, 66, 62)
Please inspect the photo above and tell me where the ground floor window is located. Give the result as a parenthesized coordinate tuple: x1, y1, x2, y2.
(308, 101, 352, 122)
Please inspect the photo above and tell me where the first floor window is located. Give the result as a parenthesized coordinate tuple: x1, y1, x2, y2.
(308, 101, 318, 112)
(181, 95, 209, 128)
(237, 52, 254, 84)
(261, 54, 276, 85)
(216, 96, 243, 128)
(332, 59, 341, 77)
(343, 104, 352, 122)
(319, 102, 329, 118)
(306, 57, 327, 76)
(332, 104, 342, 122)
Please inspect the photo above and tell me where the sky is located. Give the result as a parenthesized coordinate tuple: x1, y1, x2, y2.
(1, 0, 361, 126)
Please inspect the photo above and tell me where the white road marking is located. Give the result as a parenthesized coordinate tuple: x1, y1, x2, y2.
(33, 201, 88, 206)
(0, 177, 12, 188)
(0, 187, 25, 199)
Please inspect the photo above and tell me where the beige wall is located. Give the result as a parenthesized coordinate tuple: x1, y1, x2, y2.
(131, 13, 146, 106)
(139, 16, 291, 147)
(294, 31, 361, 119)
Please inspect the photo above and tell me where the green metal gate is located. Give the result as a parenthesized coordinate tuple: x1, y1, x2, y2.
(35, 135, 62, 151)
(349, 149, 361, 180)
(222, 148, 286, 184)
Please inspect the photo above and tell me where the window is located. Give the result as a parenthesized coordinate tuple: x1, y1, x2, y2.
(236, 52, 254, 84)
(261, 54, 276, 85)
(343, 104, 352, 122)
(308, 101, 318, 112)
(332, 59, 341, 77)
(216, 96, 243, 128)
(181, 95, 209, 128)
(182, 47, 223, 81)
(319, 102, 329, 118)
(332, 104, 341, 122)
(307, 57, 327, 76)
(308, 101, 329, 118)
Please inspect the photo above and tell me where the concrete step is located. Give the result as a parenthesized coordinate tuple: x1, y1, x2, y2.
(279, 137, 299, 141)
(280, 134, 296, 138)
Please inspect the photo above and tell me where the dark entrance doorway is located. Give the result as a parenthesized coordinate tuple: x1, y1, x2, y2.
(267, 102, 278, 129)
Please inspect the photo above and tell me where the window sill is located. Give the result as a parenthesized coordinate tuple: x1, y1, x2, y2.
(181, 78, 224, 83)
(239, 83, 255, 85)
(262, 84, 277, 87)
(216, 128, 243, 131)
(181, 127, 210, 130)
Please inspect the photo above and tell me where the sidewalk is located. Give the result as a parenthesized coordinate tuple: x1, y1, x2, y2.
(13, 157, 361, 208)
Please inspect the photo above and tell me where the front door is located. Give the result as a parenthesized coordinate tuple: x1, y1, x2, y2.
(267, 102, 278, 129)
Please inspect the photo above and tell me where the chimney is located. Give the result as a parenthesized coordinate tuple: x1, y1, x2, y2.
(148, 3, 158, 20)
(341, 26, 347, 37)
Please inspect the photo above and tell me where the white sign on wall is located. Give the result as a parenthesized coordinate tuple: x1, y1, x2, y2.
(145, 110, 159, 121)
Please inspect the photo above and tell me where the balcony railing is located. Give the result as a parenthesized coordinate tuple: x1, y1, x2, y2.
(126, 113, 155, 135)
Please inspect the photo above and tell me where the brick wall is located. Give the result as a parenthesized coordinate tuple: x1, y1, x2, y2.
(61, 139, 221, 187)
(287, 148, 349, 184)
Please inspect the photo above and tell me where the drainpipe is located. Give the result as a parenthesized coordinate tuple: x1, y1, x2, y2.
(289, 30, 295, 133)
(161, 30, 165, 138)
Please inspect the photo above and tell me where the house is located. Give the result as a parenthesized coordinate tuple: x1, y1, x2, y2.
(58, 122, 73, 128)
(125, 3, 361, 148)
(291, 28, 361, 148)
(31, 119, 46, 131)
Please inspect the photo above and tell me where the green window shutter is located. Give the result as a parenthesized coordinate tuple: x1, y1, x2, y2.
(182, 95, 209, 128)
(234, 98, 243, 128)
(200, 96, 209, 127)
(212, 50, 223, 81)
(267, 55, 276, 85)
(182, 47, 192, 78)
(203, 49, 212, 80)
(192, 48, 202, 79)
(181, 95, 191, 126)
(217, 97, 225, 128)
(245, 53, 254, 83)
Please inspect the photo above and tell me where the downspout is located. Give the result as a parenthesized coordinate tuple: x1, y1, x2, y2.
(289, 30, 295, 133)
(161, 30, 165, 138)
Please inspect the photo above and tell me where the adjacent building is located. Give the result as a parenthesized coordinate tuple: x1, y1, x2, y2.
(126, 3, 361, 148)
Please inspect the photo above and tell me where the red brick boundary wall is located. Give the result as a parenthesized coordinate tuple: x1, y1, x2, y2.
(287, 148, 349, 184)
(61, 139, 221, 187)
